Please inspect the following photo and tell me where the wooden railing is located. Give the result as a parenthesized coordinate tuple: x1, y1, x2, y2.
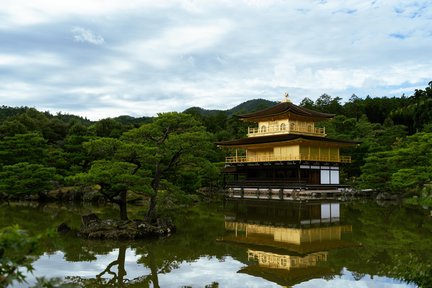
(247, 126, 326, 137)
(225, 154, 351, 163)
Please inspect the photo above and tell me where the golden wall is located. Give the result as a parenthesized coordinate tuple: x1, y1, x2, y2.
(245, 144, 340, 162)
(273, 145, 299, 159)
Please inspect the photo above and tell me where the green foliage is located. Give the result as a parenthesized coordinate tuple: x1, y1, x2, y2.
(70, 160, 151, 196)
(391, 168, 431, 191)
(360, 132, 432, 193)
(0, 163, 57, 196)
(68, 159, 152, 220)
(0, 106, 31, 122)
(0, 120, 28, 136)
(404, 185, 432, 207)
(93, 118, 125, 138)
(42, 118, 69, 144)
(299, 97, 314, 109)
(0, 133, 48, 165)
(122, 112, 216, 221)
(0, 225, 38, 287)
(123, 113, 214, 167)
(113, 115, 152, 127)
(315, 94, 343, 114)
(59, 135, 95, 174)
(65, 113, 217, 220)
(83, 137, 123, 160)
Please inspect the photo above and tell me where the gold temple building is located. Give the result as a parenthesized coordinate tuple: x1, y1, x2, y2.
(217, 96, 357, 195)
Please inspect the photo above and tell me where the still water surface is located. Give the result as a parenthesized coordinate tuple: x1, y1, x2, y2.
(1, 200, 431, 287)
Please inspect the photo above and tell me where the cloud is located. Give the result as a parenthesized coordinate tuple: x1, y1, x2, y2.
(0, 1, 431, 120)
(389, 33, 409, 39)
(121, 20, 232, 68)
(71, 27, 105, 45)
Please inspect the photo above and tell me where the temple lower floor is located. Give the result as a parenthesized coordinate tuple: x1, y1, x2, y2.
(223, 162, 342, 189)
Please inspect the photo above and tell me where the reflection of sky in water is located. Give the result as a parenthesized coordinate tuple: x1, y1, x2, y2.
(157, 256, 278, 288)
(294, 268, 417, 288)
(19, 251, 416, 288)
(18, 249, 149, 287)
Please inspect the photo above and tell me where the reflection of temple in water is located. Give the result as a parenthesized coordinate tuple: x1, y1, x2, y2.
(248, 249, 328, 269)
(222, 199, 356, 286)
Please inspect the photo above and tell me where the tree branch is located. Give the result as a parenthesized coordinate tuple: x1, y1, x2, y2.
(157, 127, 171, 146)
(162, 149, 182, 174)
(96, 260, 119, 279)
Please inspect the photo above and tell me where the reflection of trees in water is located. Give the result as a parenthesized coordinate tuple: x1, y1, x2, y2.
(64, 240, 230, 288)
(1, 203, 233, 287)
(65, 245, 166, 287)
(95, 245, 127, 285)
(325, 202, 432, 287)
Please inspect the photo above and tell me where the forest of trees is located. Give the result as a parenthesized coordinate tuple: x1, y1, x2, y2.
(0, 81, 432, 214)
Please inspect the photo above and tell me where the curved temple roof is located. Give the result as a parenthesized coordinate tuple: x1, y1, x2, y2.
(238, 101, 335, 121)
(216, 134, 359, 147)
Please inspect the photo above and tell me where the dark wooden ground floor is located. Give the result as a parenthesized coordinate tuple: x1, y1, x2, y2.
(223, 161, 342, 189)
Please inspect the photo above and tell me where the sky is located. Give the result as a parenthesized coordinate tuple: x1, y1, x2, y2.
(1, 0, 431, 120)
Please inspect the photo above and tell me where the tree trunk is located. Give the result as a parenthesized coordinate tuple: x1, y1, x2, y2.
(146, 195, 157, 224)
(117, 246, 127, 284)
(148, 250, 160, 288)
(119, 190, 128, 221)
(146, 164, 161, 224)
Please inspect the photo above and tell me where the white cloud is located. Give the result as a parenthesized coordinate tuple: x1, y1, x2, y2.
(0, 0, 431, 119)
(72, 27, 105, 45)
(0, 53, 64, 67)
(122, 20, 232, 68)
(0, 0, 171, 28)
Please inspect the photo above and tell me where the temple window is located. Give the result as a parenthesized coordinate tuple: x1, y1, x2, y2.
(260, 125, 267, 133)
(280, 123, 286, 131)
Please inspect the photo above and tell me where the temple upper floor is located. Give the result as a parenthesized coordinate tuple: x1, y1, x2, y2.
(238, 97, 333, 138)
(247, 119, 326, 137)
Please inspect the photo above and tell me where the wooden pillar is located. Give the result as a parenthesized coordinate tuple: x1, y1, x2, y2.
(297, 164, 301, 184)
(298, 201, 302, 224)
(273, 166, 276, 181)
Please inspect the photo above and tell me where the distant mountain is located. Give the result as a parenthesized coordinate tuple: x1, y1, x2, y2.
(226, 99, 278, 116)
(183, 98, 277, 117)
(0, 105, 92, 125)
(112, 115, 153, 126)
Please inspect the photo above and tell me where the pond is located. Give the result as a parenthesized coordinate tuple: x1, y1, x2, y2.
(1, 199, 431, 287)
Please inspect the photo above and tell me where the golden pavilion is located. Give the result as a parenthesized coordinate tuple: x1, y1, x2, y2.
(217, 95, 357, 193)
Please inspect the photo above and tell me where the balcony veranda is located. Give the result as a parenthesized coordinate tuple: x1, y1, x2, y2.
(247, 125, 326, 137)
(225, 154, 352, 164)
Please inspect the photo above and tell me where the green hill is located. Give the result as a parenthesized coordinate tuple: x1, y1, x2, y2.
(183, 98, 277, 117)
